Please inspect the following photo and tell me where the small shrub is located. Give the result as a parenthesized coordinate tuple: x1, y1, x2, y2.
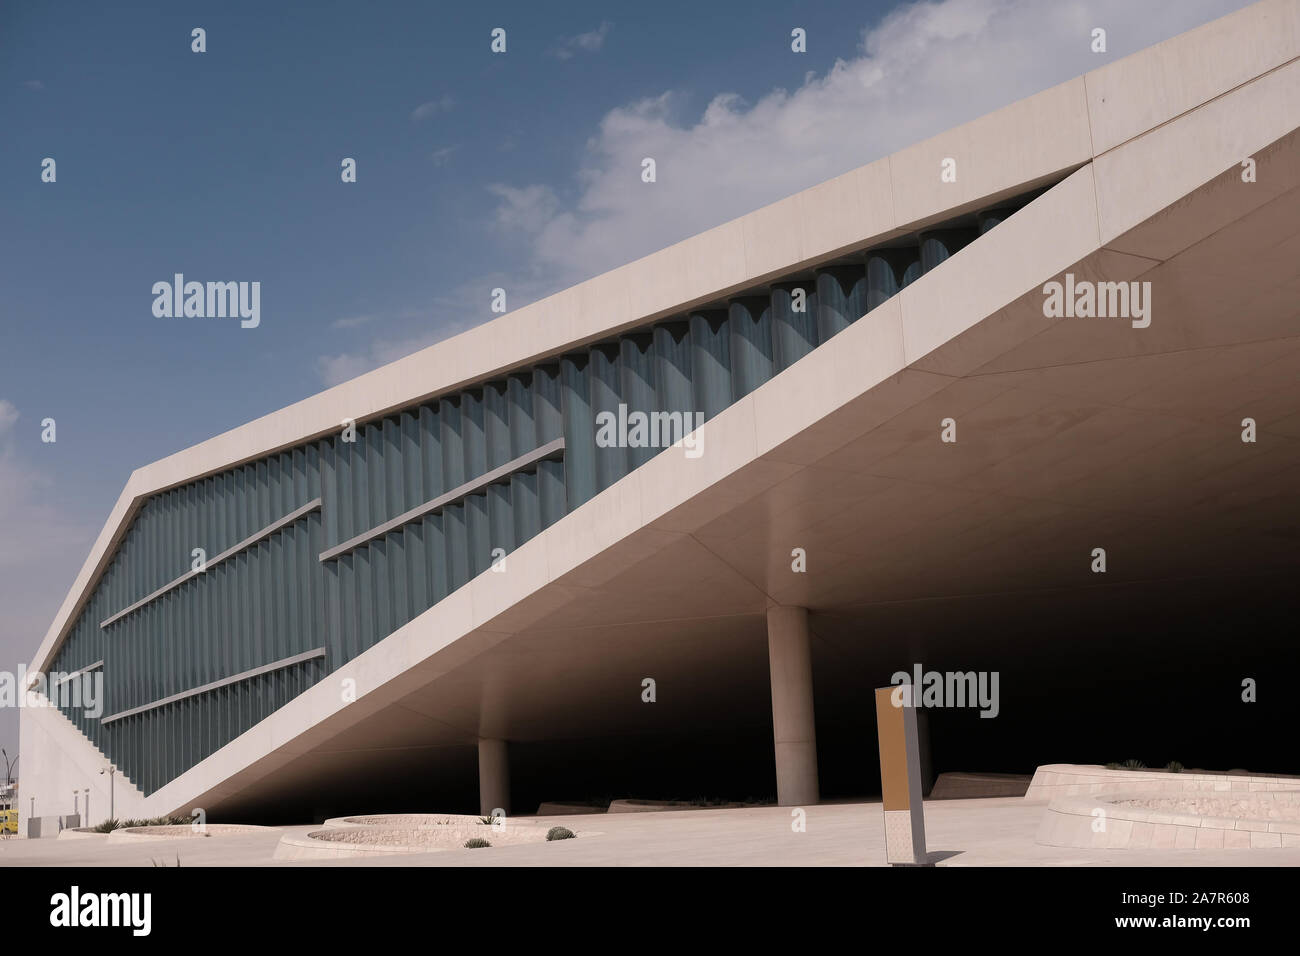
(1165, 760, 1184, 773)
(92, 814, 188, 833)
(1104, 762, 1122, 770)
(1122, 758, 1146, 770)
(478, 816, 495, 826)
(464, 837, 491, 849)
(546, 826, 576, 841)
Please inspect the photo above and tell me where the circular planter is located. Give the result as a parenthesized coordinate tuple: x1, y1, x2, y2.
(275, 814, 589, 860)
(106, 823, 273, 842)
(1037, 789, 1300, 849)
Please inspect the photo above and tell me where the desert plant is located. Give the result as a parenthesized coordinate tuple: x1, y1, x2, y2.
(1104, 762, 1122, 770)
(546, 826, 576, 841)
(92, 814, 189, 833)
(464, 837, 491, 849)
(1165, 760, 1184, 773)
(1122, 758, 1146, 770)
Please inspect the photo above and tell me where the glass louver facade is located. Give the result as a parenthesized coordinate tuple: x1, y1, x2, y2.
(45, 191, 1040, 794)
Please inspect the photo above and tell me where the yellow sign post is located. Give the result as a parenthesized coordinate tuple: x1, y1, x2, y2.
(875, 685, 929, 865)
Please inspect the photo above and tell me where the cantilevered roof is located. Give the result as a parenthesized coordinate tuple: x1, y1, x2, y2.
(30, 0, 1300, 694)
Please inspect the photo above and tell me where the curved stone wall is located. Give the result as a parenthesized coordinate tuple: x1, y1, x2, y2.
(1025, 764, 1300, 801)
(1037, 790, 1300, 849)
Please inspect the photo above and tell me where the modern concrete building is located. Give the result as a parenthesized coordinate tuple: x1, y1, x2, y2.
(21, 0, 1300, 826)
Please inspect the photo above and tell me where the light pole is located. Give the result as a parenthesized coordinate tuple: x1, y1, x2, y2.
(99, 765, 116, 821)
(84, 788, 91, 826)
(0, 750, 17, 830)
(1, 749, 16, 787)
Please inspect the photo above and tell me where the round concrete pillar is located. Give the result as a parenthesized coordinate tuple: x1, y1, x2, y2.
(766, 605, 819, 806)
(477, 738, 510, 817)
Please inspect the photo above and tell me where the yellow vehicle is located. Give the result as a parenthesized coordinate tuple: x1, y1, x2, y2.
(0, 808, 16, 836)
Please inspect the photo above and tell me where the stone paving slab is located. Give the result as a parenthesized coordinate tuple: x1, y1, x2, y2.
(7, 798, 1300, 867)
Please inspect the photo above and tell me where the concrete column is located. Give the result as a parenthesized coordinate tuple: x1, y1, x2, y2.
(477, 738, 510, 817)
(767, 605, 819, 806)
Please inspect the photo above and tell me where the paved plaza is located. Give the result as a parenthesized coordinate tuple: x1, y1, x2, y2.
(8, 797, 1300, 867)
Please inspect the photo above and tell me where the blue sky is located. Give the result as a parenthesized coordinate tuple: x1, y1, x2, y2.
(0, 0, 1249, 757)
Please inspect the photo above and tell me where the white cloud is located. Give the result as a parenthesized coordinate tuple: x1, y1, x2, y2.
(495, 0, 1250, 289)
(329, 0, 1248, 390)
(411, 94, 456, 121)
(551, 21, 612, 60)
(486, 183, 563, 235)
(431, 144, 461, 167)
(0, 400, 18, 435)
